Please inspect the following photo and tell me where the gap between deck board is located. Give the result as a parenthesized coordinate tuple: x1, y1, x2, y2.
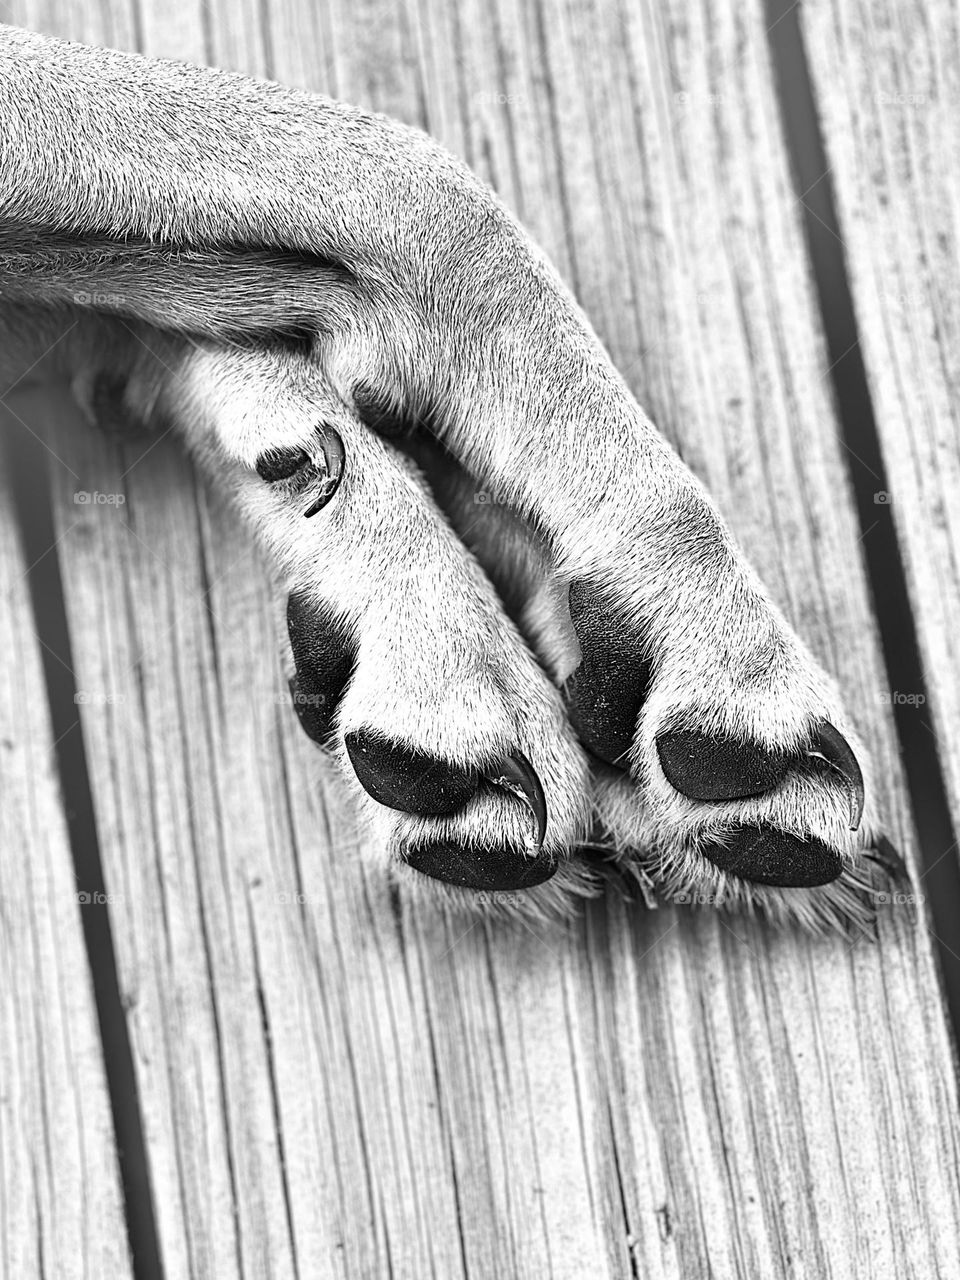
(765, 0, 960, 1032)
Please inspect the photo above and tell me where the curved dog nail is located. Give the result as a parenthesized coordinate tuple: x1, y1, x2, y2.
(303, 424, 345, 516)
(864, 833, 910, 886)
(563, 580, 651, 767)
(403, 841, 558, 889)
(344, 729, 478, 815)
(286, 593, 356, 744)
(656, 729, 787, 800)
(699, 827, 843, 887)
(483, 752, 547, 847)
(805, 721, 865, 830)
(256, 444, 309, 482)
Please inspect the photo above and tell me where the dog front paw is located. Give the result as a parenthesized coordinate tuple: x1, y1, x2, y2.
(441, 453, 907, 931)
(160, 340, 601, 912)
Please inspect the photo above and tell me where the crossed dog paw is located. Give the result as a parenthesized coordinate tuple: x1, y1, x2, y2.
(0, 28, 908, 930)
(60, 314, 906, 935)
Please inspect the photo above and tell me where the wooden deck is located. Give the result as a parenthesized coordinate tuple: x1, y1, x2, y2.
(2, 1, 960, 1276)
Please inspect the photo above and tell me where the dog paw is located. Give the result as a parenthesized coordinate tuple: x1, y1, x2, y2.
(355, 217, 911, 932)
(458, 489, 911, 931)
(60, 312, 909, 931)
(563, 569, 880, 908)
(444, 475, 902, 930)
(34, 135, 909, 931)
(135, 339, 598, 913)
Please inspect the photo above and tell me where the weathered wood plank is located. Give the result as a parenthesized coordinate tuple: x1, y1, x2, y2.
(0, 414, 131, 1278)
(802, 0, 960, 865)
(8, 0, 960, 1276)
(20, 385, 477, 1279)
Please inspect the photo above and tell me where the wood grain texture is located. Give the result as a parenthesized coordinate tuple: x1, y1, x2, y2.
(0, 416, 131, 1279)
(802, 0, 960, 866)
(5, 0, 960, 1275)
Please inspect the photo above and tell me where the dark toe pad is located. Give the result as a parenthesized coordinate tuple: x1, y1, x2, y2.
(345, 729, 479, 816)
(256, 445, 309, 482)
(656, 729, 787, 800)
(404, 841, 558, 889)
(699, 827, 842, 887)
(563, 580, 651, 768)
(287, 593, 356, 746)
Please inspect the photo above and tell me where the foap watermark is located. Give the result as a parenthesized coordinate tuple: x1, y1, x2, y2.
(473, 89, 527, 109)
(278, 688, 328, 709)
(75, 890, 123, 906)
(877, 690, 926, 707)
(274, 890, 323, 906)
(674, 90, 725, 109)
(74, 690, 126, 706)
(74, 490, 126, 507)
(873, 491, 892, 505)
(874, 90, 928, 108)
(73, 290, 127, 307)
(475, 890, 524, 908)
(877, 289, 925, 307)
(674, 891, 724, 906)
(871, 890, 925, 907)
(473, 489, 513, 507)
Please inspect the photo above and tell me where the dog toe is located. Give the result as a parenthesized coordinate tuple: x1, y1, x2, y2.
(162, 344, 590, 896)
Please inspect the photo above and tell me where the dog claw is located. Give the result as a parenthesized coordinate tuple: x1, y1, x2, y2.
(303, 424, 346, 516)
(807, 721, 865, 830)
(484, 752, 548, 848)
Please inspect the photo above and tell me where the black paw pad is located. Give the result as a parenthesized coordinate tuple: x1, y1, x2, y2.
(699, 828, 843, 887)
(656, 729, 787, 800)
(256, 445, 309, 482)
(562, 580, 652, 768)
(344, 729, 479, 815)
(403, 841, 558, 889)
(286, 592, 356, 745)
